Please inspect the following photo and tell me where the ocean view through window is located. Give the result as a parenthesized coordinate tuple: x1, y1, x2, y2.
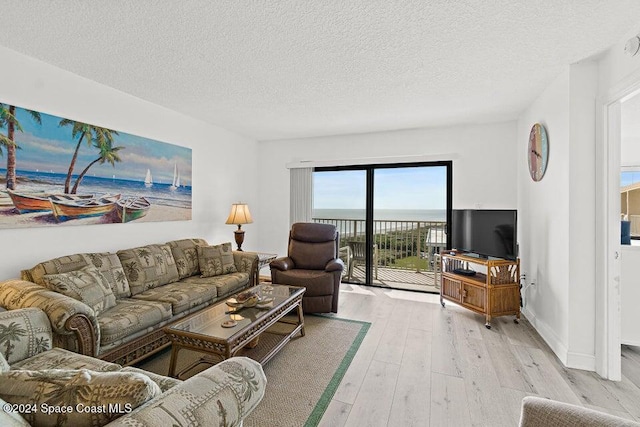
(312, 163, 451, 292)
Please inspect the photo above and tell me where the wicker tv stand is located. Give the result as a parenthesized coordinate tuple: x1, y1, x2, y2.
(440, 251, 520, 329)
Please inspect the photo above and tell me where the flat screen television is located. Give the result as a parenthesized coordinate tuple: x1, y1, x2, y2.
(451, 209, 517, 260)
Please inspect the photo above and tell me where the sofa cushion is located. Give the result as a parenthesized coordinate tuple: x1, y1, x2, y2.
(120, 366, 182, 392)
(82, 252, 131, 298)
(167, 238, 208, 279)
(0, 308, 52, 365)
(11, 347, 121, 372)
(271, 269, 335, 296)
(131, 281, 218, 315)
(42, 266, 117, 316)
(98, 299, 172, 346)
(117, 244, 179, 295)
(198, 242, 237, 277)
(181, 272, 249, 297)
(0, 368, 161, 427)
(23, 253, 89, 286)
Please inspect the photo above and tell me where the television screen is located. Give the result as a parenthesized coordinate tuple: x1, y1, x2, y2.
(451, 209, 517, 260)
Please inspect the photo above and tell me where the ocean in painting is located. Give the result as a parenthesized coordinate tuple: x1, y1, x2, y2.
(2, 168, 191, 209)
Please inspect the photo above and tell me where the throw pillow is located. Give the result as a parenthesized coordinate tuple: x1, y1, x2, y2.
(167, 238, 208, 279)
(0, 351, 9, 373)
(198, 243, 237, 278)
(116, 244, 179, 295)
(0, 308, 52, 365)
(0, 368, 161, 427)
(82, 252, 132, 298)
(42, 266, 117, 316)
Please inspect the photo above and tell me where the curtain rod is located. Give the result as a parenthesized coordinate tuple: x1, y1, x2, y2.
(286, 153, 459, 169)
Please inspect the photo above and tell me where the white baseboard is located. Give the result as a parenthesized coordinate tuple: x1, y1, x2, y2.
(567, 352, 596, 371)
(522, 307, 597, 371)
(522, 307, 568, 365)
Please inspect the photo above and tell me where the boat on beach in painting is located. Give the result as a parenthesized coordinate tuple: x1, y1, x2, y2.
(7, 190, 95, 213)
(50, 194, 121, 222)
(116, 196, 150, 223)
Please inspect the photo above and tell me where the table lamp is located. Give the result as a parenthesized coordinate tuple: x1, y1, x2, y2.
(225, 203, 253, 251)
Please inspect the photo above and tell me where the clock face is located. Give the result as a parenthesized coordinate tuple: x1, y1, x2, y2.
(528, 123, 548, 182)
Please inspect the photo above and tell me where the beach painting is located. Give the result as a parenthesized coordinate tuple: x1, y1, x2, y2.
(0, 101, 192, 229)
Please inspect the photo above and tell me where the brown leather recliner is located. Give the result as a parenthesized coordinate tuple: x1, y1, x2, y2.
(270, 222, 344, 313)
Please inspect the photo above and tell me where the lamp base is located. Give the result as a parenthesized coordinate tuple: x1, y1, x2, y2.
(234, 229, 245, 251)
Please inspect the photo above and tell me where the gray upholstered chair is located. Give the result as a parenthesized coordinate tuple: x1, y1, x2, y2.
(519, 396, 640, 427)
(270, 223, 344, 313)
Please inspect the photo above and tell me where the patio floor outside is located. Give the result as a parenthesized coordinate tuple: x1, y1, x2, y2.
(341, 264, 440, 293)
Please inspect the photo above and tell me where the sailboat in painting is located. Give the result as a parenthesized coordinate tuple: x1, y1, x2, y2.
(169, 163, 180, 191)
(144, 169, 153, 188)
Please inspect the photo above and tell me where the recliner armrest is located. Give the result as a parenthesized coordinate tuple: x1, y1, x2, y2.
(325, 258, 344, 272)
(270, 257, 295, 271)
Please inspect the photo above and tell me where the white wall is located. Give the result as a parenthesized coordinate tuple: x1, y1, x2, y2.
(567, 62, 598, 367)
(0, 46, 258, 280)
(256, 122, 518, 257)
(518, 36, 640, 378)
(517, 69, 572, 362)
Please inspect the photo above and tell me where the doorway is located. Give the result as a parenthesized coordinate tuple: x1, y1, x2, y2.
(600, 71, 640, 381)
(312, 161, 452, 293)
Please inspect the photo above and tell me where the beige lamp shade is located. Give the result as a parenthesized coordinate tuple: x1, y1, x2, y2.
(225, 203, 253, 225)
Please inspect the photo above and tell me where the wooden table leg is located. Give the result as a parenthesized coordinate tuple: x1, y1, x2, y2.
(485, 314, 492, 329)
(168, 345, 181, 378)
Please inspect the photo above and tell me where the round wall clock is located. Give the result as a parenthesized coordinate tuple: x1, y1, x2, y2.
(528, 123, 549, 182)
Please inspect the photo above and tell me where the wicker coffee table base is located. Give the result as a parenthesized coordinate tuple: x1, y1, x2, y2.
(166, 293, 305, 379)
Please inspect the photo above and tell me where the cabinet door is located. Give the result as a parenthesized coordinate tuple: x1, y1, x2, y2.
(442, 276, 462, 302)
(461, 282, 486, 312)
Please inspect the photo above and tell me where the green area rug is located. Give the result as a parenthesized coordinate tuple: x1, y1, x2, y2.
(137, 314, 370, 427)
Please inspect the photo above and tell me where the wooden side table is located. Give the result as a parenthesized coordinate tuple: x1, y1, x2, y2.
(249, 252, 277, 285)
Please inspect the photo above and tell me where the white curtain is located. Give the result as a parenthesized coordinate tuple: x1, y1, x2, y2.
(290, 167, 313, 225)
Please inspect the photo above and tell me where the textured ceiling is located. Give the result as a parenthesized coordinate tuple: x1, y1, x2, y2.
(1, 1, 640, 141)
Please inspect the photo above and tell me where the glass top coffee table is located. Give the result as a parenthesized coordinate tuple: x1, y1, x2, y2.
(163, 284, 305, 378)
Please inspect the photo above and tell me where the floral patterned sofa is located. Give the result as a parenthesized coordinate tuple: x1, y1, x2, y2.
(0, 238, 258, 366)
(0, 307, 266, 427)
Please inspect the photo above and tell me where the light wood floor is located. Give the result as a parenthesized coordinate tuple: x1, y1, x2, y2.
(318, 283, 640, 426)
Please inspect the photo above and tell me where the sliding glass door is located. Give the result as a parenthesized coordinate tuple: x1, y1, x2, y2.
(312, 162, 452, 293)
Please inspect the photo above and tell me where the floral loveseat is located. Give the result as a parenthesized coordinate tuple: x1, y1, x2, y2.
(0, 238, 258, 365)
(0, 307, 265, 427)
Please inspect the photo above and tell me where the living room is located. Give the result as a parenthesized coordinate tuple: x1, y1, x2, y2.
(2, 2, 640, 426)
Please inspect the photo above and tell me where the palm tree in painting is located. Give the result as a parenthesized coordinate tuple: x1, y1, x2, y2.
(0, 321, 27, 360)
(59, 119, 119, 193)
(70, 138, 124, 194)
(0, 104, 42, 190)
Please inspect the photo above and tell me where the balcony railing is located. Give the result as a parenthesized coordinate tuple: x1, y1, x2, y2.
(312, 217, 447, 273)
